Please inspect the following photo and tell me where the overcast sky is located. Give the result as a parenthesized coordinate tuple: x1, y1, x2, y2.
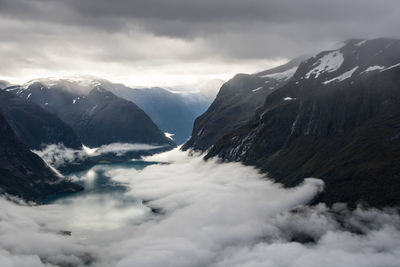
(0, 0, 399, 87)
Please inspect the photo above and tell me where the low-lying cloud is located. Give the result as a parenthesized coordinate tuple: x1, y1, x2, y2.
(1, 149, 400, 266)
(33, 143, 164, 168)
(90, 143, 164, 156)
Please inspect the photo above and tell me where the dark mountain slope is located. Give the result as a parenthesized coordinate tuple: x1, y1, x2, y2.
(0, 90, 82, 149)
(0, 113, 82, 200)
(207, 38, 400, 207)
(6, 80, 175, 147)
(62, 87, 175, 147)
(182, 57, 305, 151)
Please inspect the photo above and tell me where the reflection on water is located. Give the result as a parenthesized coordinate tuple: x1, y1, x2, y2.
(44, 161, 155, 203)
(43, 160, 157, 237)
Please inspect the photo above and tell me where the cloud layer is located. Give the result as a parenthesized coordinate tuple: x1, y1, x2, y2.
(1, 149, 400, 266)
(33, 143, 164, 168)
(0, 0, 399, 86)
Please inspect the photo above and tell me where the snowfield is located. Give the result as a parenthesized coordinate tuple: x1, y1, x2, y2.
(323, 66, 359, 84)
(260, 66, 298, 81)
(305, 51, 344, 79)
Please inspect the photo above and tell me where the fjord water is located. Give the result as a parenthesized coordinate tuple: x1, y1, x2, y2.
(42, 160, 158, 240)
(43, 161, 154, 204)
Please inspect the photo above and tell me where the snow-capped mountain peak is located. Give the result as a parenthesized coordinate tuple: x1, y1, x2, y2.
(292, 38, 400, 86)
(20, 75, 113, 94)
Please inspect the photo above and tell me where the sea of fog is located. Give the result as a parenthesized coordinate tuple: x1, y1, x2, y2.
(1, 149, 400, 267)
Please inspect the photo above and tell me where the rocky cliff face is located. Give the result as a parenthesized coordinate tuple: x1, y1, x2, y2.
(206, 38, 400, 207)
(6, 79, 175, 147)
(0, 90, 82, 149)
(182, 57, 305, 151)
(0, 113, 82, 201)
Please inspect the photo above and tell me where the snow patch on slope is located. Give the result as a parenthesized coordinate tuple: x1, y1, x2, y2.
(164, 132, 175, 141)
(305, 51, 344, 79)
(323, 67, 359, 85)
(355, 40, 368, 47)
(283, 97, 296, 101)
(380, 63, 400, 72)
(361, 65, 385, 74)
(252, 87, 263, 92)
(260, 66, 298, 81)
(62, 75, 102, 88)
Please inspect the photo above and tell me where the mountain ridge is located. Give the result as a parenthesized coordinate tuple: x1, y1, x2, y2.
(182, 56, 306, 151)
(199, 38, 400, 206)
(5, 76, 212, 145)
(5, 81, 175, 147)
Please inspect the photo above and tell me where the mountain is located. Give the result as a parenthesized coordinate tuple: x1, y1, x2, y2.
(0, 113, 82, 201)
(6, 78, 175, 147)
(206, 38, 400, 207)
(182, 56, 305, 151)
(0, 90, 82, 149)
(112, 85, 213, 144)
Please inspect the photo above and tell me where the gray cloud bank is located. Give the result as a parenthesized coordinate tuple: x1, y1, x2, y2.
(0, 0, 399, 86)
(1, 150, 400, 266)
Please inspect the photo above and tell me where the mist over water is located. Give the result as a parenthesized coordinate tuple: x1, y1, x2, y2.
(1, 149, 400, 267)
(33, 143, 166, 168)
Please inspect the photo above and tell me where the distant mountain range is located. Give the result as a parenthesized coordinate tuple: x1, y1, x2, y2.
(185, 38, 400, 207)
(4, 78, 175, 147)
(3, 77, 216, 145)
(113, 84, 214, 144)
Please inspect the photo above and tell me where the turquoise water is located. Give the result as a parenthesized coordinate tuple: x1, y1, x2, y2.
(42, 160, 160, 237)
(43, 160, 156, 204)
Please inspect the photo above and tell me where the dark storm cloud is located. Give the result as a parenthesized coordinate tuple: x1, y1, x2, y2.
(0, 0, 399, 85)
(1, 0, 393, 24)
(2, 0, 399, 34)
